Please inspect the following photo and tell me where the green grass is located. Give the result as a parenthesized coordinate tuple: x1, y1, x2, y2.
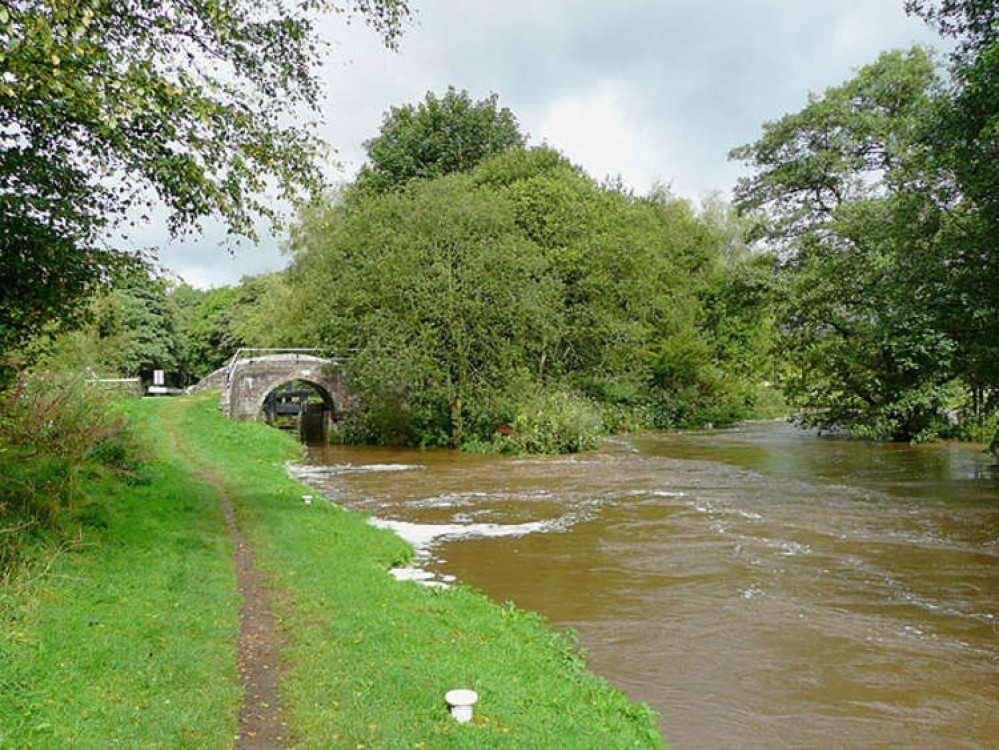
(0, 398, 241, 747)
(1, 395, 665, 748)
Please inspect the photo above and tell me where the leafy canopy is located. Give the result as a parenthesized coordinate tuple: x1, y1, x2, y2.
(732, 42, 997, 442)
(0, 0, 409, 370)
(274, 141, 775, 448)
(357, 86, 526, 192)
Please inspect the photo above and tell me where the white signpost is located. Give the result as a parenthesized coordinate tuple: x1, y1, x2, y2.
(149, 369, 169, 394)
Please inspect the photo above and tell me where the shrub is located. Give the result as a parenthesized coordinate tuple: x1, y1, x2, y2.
(0, 372, 143, 575)
(597, 401, 654, 434)
(481, 390, 603, 454)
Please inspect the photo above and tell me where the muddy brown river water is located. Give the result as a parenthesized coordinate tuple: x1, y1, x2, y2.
(290, 421, 999, 748)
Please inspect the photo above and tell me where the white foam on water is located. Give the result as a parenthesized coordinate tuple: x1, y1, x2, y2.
(369, 516, 573, 556)
(374, 516, 575, 588)
(406, 491, 495, 510)
(745, 537, 812, 557)
(388, 567, 449, 588)
(619, 489, 689, 500)
(689, 498, 763, 519)
(390, 567, 435, 582)
(354, 463, 426, 473)
(332, 462, 425, 475)
(286, 463, 335, 479)
(287, 462, 425, 479)
(735, 510, 764, 521)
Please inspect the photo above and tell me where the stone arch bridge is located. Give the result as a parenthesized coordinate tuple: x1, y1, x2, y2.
(189, 349, 351, 426)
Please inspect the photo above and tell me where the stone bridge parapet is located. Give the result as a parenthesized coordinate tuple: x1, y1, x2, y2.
(195, 349, 351, 423)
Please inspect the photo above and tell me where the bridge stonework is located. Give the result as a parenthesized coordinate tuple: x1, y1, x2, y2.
(215, 354, 351, 422)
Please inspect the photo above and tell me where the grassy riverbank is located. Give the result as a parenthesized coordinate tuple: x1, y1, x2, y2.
(1, 395, 665, 747)
(0, 398, 241, 746)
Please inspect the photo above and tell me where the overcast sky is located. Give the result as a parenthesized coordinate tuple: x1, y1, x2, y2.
(154, 0, 942, 288)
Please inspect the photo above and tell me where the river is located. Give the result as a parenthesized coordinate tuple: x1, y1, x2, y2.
(289, 421, 999, 748)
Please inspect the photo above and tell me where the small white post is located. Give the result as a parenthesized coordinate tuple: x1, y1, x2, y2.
(302, 495, 313, 505)
(445, 689, 478, 723)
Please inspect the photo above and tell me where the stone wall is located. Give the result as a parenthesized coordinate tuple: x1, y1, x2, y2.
(221, 355, 348, 422)
(186, 365, 228, 394)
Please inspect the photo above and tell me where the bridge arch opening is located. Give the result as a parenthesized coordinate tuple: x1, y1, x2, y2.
(258, 379, 338, 444)
(210, 350, 349, 432)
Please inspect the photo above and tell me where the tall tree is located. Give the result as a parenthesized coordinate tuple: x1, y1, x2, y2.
(0, 0, 410, 376)
(284, 173, 559, 446)
(32, 271, 183, 379)
(356, 87, 525, 193)
(908, 0, 999, 419)
(731, 48, 960, 440)
(276, 142, 775, 446)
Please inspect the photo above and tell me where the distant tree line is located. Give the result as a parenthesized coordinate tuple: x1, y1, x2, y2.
(27, 88, 780, 452)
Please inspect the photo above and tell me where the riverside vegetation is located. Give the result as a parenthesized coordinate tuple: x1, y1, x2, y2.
(24, 56, 998, 451)
(27, 131, 785, 453)
(0, 388, 663, 747)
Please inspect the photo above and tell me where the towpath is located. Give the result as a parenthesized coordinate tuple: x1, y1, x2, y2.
(167, 414, 290, 748)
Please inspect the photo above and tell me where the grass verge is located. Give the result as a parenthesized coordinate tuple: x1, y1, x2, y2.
(3, 394, 665, 748)
(0, 398, 241, 746)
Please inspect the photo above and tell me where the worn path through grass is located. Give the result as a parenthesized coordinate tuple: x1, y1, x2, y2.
(176, 394, 666, 748)
(164, 409, 289, 748)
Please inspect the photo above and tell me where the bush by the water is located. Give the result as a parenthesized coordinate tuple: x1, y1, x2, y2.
(463, 390, 604, 454)
(0, 372, 143, 577)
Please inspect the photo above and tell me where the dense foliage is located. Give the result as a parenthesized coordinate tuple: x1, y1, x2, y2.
(169, 274, 289, 381)
(270, 143, 777, 450)
(356, 87, 526, 193)
(909, 0, 999, 440)
(732, 33, 997, 445)
(0, 0, 410, 382)
(29, 272, 184, 381)
(19, 83, 779, 453)
(28, 271, 295, 386)
(13, 1, 994, 455)
(0, 371, 142, 575)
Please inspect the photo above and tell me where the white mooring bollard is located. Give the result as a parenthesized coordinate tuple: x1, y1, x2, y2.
(302, 495, 313, 505)
(444, 689, 478, 723)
